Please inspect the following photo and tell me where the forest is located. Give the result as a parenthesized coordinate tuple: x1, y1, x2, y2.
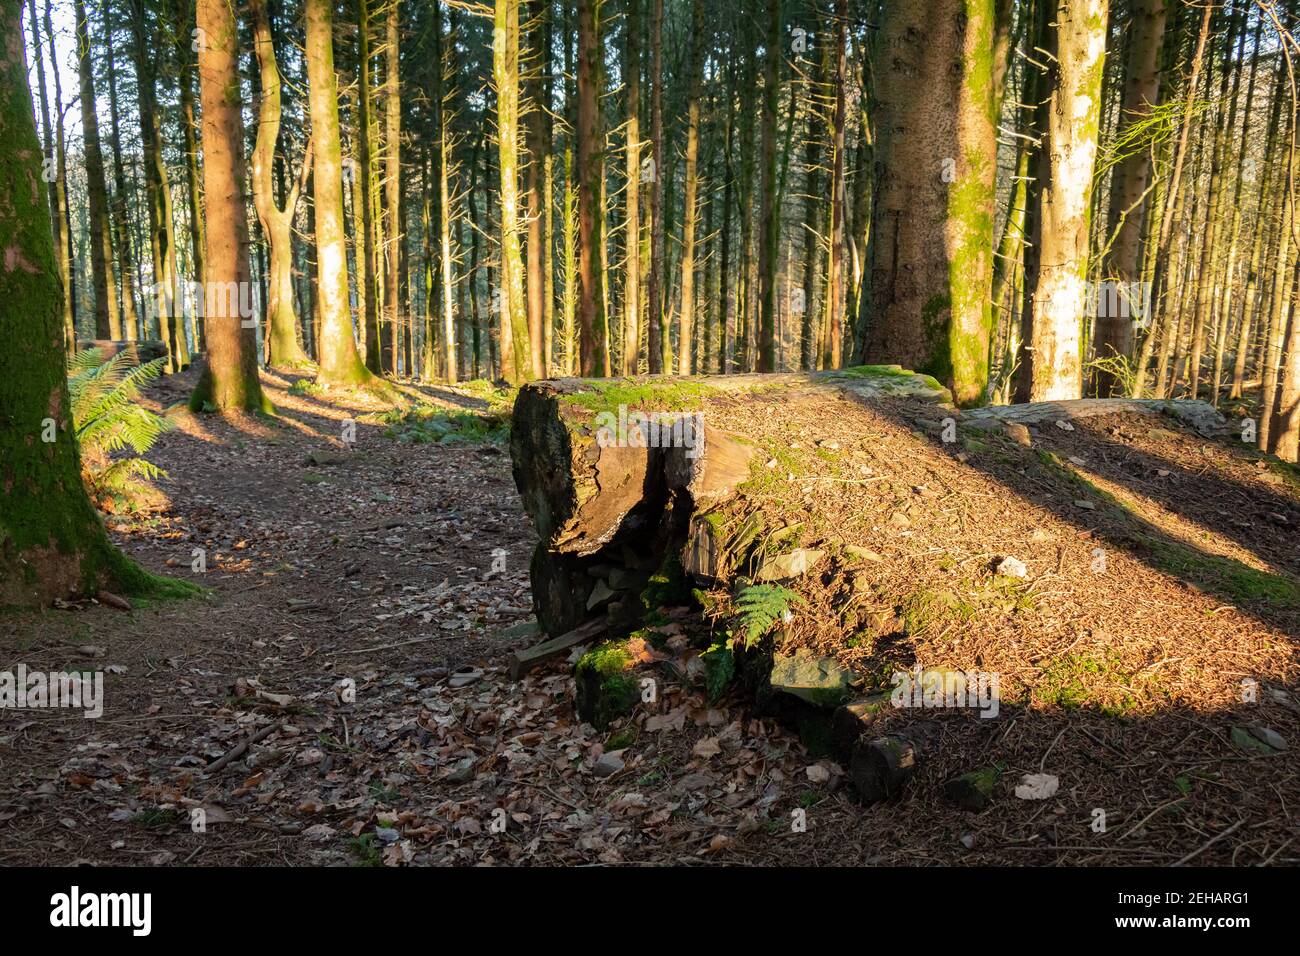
(1, 0, 1299, 877)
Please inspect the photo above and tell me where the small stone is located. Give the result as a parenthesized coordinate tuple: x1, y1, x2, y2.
(844, 544, 884, 564)
(769, 649, 855, 708)
(1053, 420, 1075, 431)
(995, 556, 1027, 578)
(944, 768, 998, 811)
(502, 619, 541, 639)
(445, 756, 477, 783)
(1003, 422, 1032, 446)
(586, 579, 615, 609)
(755, 549, 825, 582)
(1240, 725, 1287, 752)
(959, 833, 977, 850)
(1073, 499, 1096, 510)
(448, 666, 483, 688)
(593, 750, 626, 778)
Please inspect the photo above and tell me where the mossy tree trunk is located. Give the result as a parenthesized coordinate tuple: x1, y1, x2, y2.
(250, 0, 313, 370)
(0, 5, 163, 606)
(188, 0, 268, 414)
(305, 0, 375, 387)
(862, 0, 998, 406)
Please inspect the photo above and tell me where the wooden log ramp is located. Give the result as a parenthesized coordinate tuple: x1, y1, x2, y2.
(507, 366, 978, 800)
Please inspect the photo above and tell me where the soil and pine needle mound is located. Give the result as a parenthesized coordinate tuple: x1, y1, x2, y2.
(1, 370, 1296, 866)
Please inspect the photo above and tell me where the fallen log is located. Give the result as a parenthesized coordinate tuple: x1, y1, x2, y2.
(508, 617, 607, 681)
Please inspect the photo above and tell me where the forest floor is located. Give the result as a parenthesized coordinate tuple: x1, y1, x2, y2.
(1, 369, 1297, 866)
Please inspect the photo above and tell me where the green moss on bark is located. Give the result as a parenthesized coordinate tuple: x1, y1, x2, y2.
(0, 18, 195, 608)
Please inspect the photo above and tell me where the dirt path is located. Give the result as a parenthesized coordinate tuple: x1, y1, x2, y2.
(1, 373, 1296, 866)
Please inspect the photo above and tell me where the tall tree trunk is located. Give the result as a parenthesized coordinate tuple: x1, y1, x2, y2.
(305, 0, 374, 386)
(1133, 0, 1212, 398)
(129, 0, 185, 370)
(576, 0, 606, 375)
(1095, 0, 1167, 395)
(1232, 61, 1284, 400)
(1022, 0, 1111, 401)
(525, 0, 548, 378)
(251, 0, 313, 369)
(799, 45, 824, 372)
(30, 0, 77, 350)
(176, 0, 206, 353)
(755, 0, 782, 372)
(719, 55, 736, 373)
(74, 0, 121, 341)
(0, 4, 161, 605)
(356, 0, 382, 374)
(622, 0, 642, 375)
(384, 1, 404, 376)
(677, 0, 705, 375)
(646, 0, 665, 373)
(189, 0, 267, 412)
(101, 11, 141, 343)
(1187, 5, 1243, 401)
(495, 0, 531, 381)
(435, 2, 458, 382)
(864, 0, 999, 405)
(822, 0, 847, 370)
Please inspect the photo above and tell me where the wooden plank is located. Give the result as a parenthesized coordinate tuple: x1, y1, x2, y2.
(508, 618, 607, 681)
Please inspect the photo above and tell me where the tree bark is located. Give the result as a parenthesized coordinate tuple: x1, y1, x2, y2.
(755, 0, 782, 372)
(74, 0, 121, 342)
(250, 0, 313, 369)
(1022, 0, 1110, 401)
(188, 0, 268, 414)
(29, 0, 76, 351)
(384, 1, 404, 376)
(0, 3, 155, 605)
(864, 0, 999, 405)
(646, 0, 665, 373)
(495, 0, 532, 381)
(576, 0, 606, 376)
(305, 0, 374, 386)
(677, 0, 706, 375)
(1095, 0, 1167, 395)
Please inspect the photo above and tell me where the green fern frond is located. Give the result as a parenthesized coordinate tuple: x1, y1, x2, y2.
(734, 583, 806, 649)
(65, 349, 172, 509)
